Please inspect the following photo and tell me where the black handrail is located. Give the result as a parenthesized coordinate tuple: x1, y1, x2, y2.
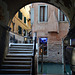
(32, 33, 37, 75)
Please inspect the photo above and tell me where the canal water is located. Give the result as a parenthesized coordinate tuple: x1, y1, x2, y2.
(38, 62, 72, 75)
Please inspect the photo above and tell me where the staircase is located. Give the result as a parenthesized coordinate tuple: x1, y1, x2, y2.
(0, 43, 33, 75)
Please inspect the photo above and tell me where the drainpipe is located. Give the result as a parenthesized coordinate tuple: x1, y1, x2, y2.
(41, 44, 44, 73)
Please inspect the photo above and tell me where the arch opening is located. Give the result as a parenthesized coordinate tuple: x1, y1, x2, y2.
(0, 0, 75, 74)
(9, 2, 70, 74)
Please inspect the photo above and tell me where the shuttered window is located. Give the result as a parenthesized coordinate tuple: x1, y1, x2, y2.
(23, 29, 26, 36)
(40, 6, 45, 22)
(24, 17, 26, 23)
(58, 9, 67, 21)
(18, 11, 22, 20)
(18, 26, 22, 34)
(38, 5, 48, 22)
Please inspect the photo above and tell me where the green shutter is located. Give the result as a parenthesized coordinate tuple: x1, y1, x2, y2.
(24, 17, 26, 23)
(20, 12, 22, 20)
(25, 30, 26, 36)
(18, 11, 22, 20)
(18, 26, 22, 34)
(24, 29, 26, 36)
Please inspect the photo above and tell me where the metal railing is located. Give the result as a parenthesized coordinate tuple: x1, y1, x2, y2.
(32, 33, 37, 75)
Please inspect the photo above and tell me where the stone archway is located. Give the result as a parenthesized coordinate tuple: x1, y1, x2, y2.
(0, 0, 75, 73)
(1, 0, 75, 28)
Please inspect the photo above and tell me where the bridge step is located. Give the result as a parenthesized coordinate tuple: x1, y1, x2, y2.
(0, 44, 33, 74)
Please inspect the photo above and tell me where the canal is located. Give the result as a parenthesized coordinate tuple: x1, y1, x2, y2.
(38, 62, 72, 75)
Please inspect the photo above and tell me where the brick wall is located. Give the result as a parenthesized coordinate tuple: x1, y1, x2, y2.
(32, 3, 69, 63)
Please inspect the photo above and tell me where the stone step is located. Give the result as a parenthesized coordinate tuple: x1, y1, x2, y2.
(9, 51, 33, 54)
(6, 54, 33, 57)
(10, 46, 33, 49)
(3, 61, 32, 65)
(11, 44, 33, 46)
(9, 48, 33, 51)
(1, 64, 32, 69)
(11, 45, 33, 47)
(0, 69, 31, 74)
(0, 44, 33, 74)
(4, 57, 32, 61)
(10, 45, 33, 49)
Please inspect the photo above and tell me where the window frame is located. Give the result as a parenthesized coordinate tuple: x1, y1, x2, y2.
(58, 9, 68, 22)
(18, 26, 22, 35)
(38, 37, 48, 57)
(38, 5, 48, 23)
(18, 11, 22, 20)
(24, 17, 26, 23)
(23, 29, 27, 36)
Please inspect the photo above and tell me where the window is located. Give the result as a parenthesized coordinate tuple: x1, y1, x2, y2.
(24, 17, 26, 23)
(38, 5, 48, 22)
(18, 11, 22, 20)
(58, 9, 67, 21)
(18, 26, 22, 34)
(23, 29, 26, 36)
(13, 23, 15, 32)
(39, 38, 48, 55)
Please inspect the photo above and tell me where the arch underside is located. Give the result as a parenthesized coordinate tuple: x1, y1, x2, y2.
(2, 0, 75, 38)
(3, 0, 74, 20)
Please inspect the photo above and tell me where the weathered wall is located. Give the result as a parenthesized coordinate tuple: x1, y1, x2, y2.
(0, 0, 74, 65)
(0, 0, 10, 65)
(2, 0, 74, 30)
(32, 3, 69, 63)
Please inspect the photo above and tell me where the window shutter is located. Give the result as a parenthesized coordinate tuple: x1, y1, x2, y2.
(31, 8, 34, 25)
(61, 11, 63, 21)
(40, 6, 44, 22)
(24, 17, 26, 23)
(24, 30, 26, 36)
(45, 5, 48, 22)
(58, 9, 60, 21)
(65, 15, 67, 21)
(18, 11, 22, 20)
(38, 6, 40, 22)
(18, 26, 22, 34)
(19, 27, 21, 34)
(20, 12, 22, 20)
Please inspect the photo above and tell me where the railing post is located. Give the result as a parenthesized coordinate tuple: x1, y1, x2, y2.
(41, 44, 44, 73)
(32, 32, 37, 75)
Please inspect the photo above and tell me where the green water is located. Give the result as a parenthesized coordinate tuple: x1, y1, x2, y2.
(38, 63, 72, 74)
(65, 64, 72, 75)
(38, 63, 64, 74)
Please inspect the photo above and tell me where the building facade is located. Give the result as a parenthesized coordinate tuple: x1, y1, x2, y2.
(31, 3, 69, 63)
(9, 4, 31, 43)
